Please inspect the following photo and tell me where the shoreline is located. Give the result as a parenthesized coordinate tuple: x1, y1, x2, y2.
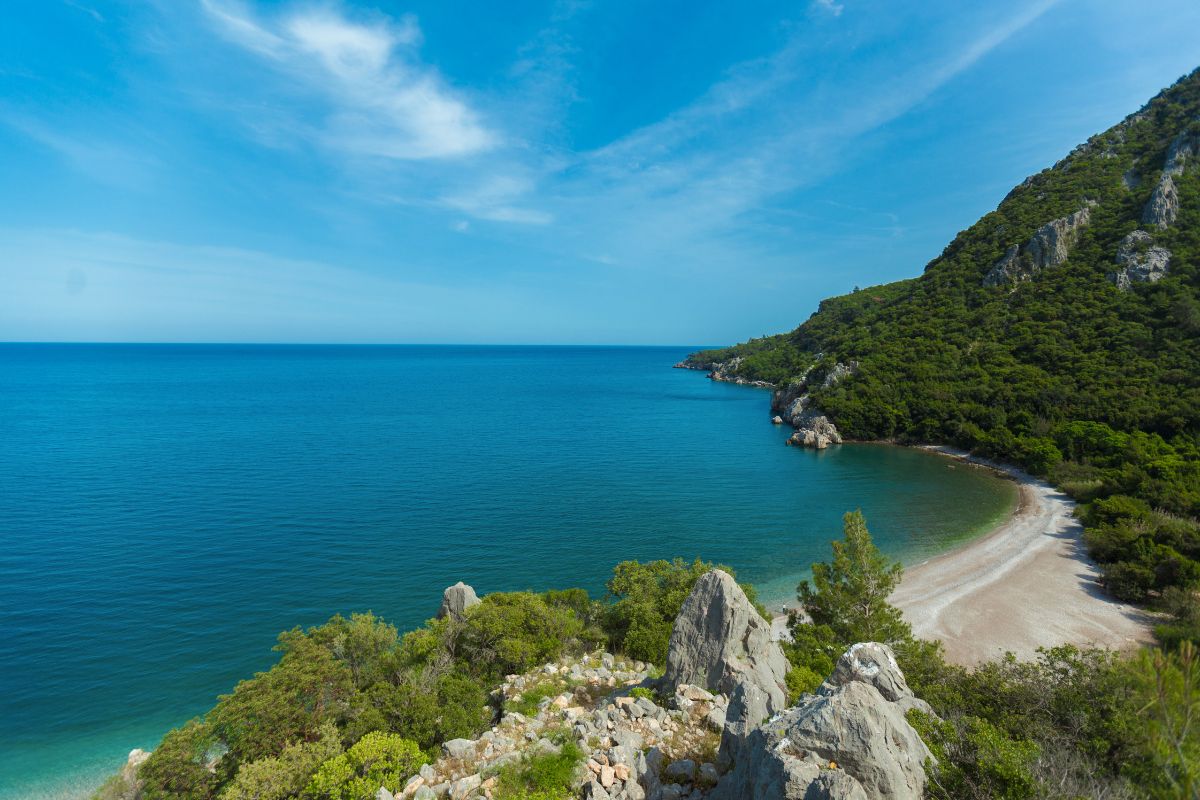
(889, 445, 1155, 664)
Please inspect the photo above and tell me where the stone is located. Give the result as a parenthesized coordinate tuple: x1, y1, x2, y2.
(419, 763, 437, 783)
(442, 738, 476, 761)
(1144, 129, 1196, 229)
(583, 780, 611, 800)
(711, 642, 932, 800)
(1110, 229, 1171, 290)
(983, 204, 1094, 287)
(376, 788, 395, 800)
(614, 763, 631, 781)
(412, 788, 436, 800)
(771, 415, 784, 424)
(698, 763, 720, 785)
(600, 765, 616, 787)
(663, 571, 789, 717)
(664, 760, 696, 783)
(450, 773, 481, 799)
(438, 582, 480, 620)
(704, 704, 726, 732)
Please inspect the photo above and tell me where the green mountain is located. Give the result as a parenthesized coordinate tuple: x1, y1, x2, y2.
(683, 68, 1200, 638)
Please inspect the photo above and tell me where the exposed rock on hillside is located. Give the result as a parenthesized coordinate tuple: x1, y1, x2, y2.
(983, 203, 1095, 287)
(672, 356, 775, 388)
(438, 582, 481, 620)
(1143, 128, 1197, 228)
(770, 364, 855, 449)
(663, 570, 789, 715)
(1110, 229, 1172, 290)
(712, 643, 933, 800)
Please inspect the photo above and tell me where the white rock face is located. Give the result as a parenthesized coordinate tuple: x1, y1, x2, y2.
(1110, 230, 1172, 290)
(663, 571, 790, 715)
(983, 204, 1094, 287)
(437, 582, 480, 620)
(712, 643, 933, 800)
(1143, 129, 1196, 229)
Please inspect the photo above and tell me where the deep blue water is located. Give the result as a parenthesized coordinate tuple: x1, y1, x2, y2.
(0, 344, 1016, 799)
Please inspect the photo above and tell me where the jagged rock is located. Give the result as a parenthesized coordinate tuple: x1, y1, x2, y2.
(375, 787, 394, 800)
(663, 571, 789, 714)
(716, 681, 770, 771)
(1110, 230, 1171, 290)
(712, 643, 932, 800)
(771, 415, 783, 425)
(984, 204, 1094, 287)
(787, 411, 842, 449)
(438, 582, 480, 620)
(1143, 129, 1196, 228)
(412, 787, 435, 800)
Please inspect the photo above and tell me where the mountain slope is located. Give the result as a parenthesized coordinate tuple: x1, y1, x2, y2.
(684, 68, 1200, 639)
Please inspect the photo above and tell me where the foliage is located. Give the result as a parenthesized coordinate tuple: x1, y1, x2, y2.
(602, 558, 761, 664)
(1123, 641, 1200, 798)
(909, 711, 1040, 800)
(690, 68, 1200, 643)
(137, 720, 219, 800)
(797, 511, 910, 644)
(222, 723, 342, 800)
(302, 731, 424, 800)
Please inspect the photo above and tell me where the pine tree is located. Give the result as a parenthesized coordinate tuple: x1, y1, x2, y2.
(798, 510, 911, 644)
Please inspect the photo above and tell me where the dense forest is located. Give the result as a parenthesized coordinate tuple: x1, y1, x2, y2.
(685, 68, 1200, 646)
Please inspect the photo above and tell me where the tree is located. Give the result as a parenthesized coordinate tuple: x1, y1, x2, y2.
(223, 723, 343, 800)
(138, 720, 219, 800)
(797, 510, 910, 644)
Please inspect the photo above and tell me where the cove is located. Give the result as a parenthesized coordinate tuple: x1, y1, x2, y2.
(0, 344, 1017, 800)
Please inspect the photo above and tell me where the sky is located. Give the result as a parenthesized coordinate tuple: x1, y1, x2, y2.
(2, 1, 1199, 345)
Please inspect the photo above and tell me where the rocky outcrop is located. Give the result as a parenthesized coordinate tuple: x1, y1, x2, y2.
(673, 356, 774, 388)
(1109, 229, 1171, 290)
(712, 643, 933, 800)
(770, 363, 855, 450)
(1143, 129, 1196, 229)
(983, 203, 1095, 287)
(663, 571, 789, 716)
(437, 582, 480, 620)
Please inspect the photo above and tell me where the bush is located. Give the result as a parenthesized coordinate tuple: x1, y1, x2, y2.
(138, 720, 219, 800)
(303, 732, 424, 800)
(223, 723, 343, 800)
(492, 738, 584, 800)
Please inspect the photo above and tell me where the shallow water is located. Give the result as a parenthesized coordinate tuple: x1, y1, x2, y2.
(0, 344, 1016, 799)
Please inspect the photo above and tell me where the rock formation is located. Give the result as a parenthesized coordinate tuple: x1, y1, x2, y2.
(1143, 129, 1196, 229)
(663, 570, 789, 715)
(712, 643, 933, 800)
(770, 363, 856, 449)
(1110, 229, 1172, 290)
(983, 203, 1095, 287)
(437, 581, 480, 620)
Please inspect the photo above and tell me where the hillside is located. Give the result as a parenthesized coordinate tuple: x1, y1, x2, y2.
(682, 68, 1200, 641)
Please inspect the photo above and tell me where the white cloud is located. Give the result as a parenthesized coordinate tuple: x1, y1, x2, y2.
(199, 0, 495, 160)
(811, 0, 844, 17)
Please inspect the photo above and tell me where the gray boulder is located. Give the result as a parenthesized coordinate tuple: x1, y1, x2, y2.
(983, 203, 1094, 287)
(1110, 229, 1171, 290)
(438, 582, 480, 620)
(663, 571, 789, 714)
(1143, 129, 1196, 229)
(712, 643, 933, 800)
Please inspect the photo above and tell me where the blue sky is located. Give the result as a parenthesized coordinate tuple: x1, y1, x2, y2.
(3, 0, 1199, 344)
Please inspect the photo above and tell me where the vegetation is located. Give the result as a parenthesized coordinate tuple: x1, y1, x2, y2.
(789, 512, 1199, 799)
(690, 67, 1200, 645)
(491, 734, 584, 800)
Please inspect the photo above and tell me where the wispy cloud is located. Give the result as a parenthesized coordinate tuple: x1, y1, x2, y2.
(199, 0, 496, 160)
(811, 0, 844, 17)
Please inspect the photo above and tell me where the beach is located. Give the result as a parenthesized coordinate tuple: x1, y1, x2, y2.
(890, 447, 1155, 664)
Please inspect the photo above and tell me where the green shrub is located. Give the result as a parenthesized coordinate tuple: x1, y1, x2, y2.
(223, 723, 343, 800)
(138, 720, 219, 800)
(492, 739, 584, 800)
(303, 732, 424, 800)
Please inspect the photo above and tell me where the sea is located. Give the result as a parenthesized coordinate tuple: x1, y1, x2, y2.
(0, 344, 1017, 799)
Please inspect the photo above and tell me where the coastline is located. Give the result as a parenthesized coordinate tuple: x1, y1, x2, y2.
(889, 445, 1155, 665)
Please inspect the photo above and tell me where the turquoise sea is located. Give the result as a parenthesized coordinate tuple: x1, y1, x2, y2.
(0, 344, 1017, 799)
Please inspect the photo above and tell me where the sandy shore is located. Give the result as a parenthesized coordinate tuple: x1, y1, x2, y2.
(889, 446, 1154, 664)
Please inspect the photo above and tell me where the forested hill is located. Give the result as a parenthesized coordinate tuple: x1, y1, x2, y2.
(684, 67, 1200, 641)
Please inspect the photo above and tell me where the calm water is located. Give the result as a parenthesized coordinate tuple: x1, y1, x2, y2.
(0, 344, 1016, 799)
